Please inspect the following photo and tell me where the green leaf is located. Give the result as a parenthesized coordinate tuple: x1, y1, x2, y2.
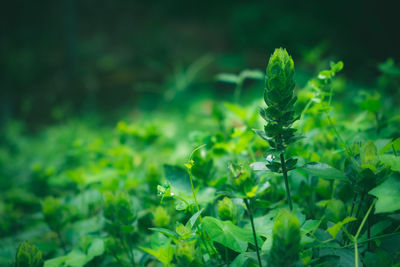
(149, 228, 179, 239)
(87, 238, 104, 259)
(215, 73, 239, 84)
(163, 164, 191, 192)
(224, 102, 247, 119)
(380, 137, 400, 154)
(239, 69, 264, 80)
(44, 256, 68, 267)
(253, 129, 272, 142)
(188, 208, 203, 228)
(319, 248, 360, 267)
(230, 252, 260, 267)
(301, 220, 320, 235)
(250, 162, 268, 171)
(300, 162, 347, 181)
(202, 216, 262, 253)
(369, 176, 400, 213)
(65, 250, 88, 267)
(331, 61, 344, 73)
(140, 244, 174, 265)
(379, 155, 400, 172)
(326, 217, 356, 239)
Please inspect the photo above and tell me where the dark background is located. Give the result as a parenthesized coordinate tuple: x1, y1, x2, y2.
(1, 0, 399, 127)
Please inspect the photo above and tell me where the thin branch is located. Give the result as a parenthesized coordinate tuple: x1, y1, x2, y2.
(244, 198, 262, 267)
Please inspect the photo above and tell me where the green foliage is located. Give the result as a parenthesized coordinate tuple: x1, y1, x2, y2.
(369, 175, 400, 213)
(1, 48, 400, 267)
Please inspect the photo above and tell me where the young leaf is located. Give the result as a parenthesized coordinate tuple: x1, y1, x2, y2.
(326, 217, 356, 239)
(188, 208, 203, 228)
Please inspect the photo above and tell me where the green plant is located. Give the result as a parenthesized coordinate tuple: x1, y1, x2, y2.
(256, 48, 300, 210)
(3, 47, 400, 267)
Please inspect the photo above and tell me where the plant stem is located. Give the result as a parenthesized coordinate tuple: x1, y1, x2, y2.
(349, 193, 358, 217)
(280, 153, 293, 211)
(188, 169, 200, 214)
(225, 246, 229, 266)
(233, 81, 243, 103)
(354, 199, 376, 267)
(123, 235, 136, 267)
(342, 232, 400, 248)
(244, 198, 262, 267)
(327, 115, 353, 157)
(345, 193, 358, 245)
(56, 230, 68, 253)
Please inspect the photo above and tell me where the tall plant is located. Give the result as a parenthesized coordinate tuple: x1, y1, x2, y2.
(256, 48, 300, 210)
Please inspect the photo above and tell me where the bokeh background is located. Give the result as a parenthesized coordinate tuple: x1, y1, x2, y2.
(1, 0, 399, 128)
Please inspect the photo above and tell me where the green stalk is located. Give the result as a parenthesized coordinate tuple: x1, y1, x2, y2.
(280, 153, 293, 211)
(342, 232, 400, 249)
(186, 144, 220, 260)
(56, 230, 68, 253)
(244, 198, 262, 267)
(354, 199, 376, 267)
(188, 169, 200, 215)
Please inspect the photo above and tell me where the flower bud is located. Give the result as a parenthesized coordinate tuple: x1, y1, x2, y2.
(153, 206, 171, 227)
(176, 240, 196, 263)
(268, 209, 301, 267)
(15, 241, 43, 267)
(217, 197, 236, 221)
(265, 48, 295, 107)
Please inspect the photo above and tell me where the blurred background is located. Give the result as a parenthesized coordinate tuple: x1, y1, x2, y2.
(1, 0, 399, 128)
